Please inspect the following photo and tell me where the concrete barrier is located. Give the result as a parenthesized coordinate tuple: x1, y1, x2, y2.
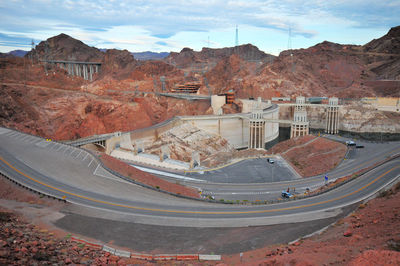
(102, 245, 116, 254)
(71, 236, 102, 249)
(130, 253, 153, 260)
(153, 254, 177, 260)
(114, 249, 131, 258)
(70, 236, 86, 244)
(84, 241, 102, 250)
(68, 235, 221, 261)
(176, 254, 199, 260)
(199, 254, 222, 261)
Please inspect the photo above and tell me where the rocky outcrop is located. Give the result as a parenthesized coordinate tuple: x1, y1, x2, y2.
(363, 26, 400, 80)
(100, 49, 138, 80)
(364, 26, 400, 54)
(27, 33, 103, 62)
(279, 103, 400, 134)
(166, 43, 274, 69)
(339, 102, 400, 133)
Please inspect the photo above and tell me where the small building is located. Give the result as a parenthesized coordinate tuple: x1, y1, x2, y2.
(272, 97, 291, 102)
(225, 91, 235, 104)
(171, 83, 201, 93)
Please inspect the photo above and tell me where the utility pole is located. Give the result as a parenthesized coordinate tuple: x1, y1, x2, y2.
(271, 163, 274, 182)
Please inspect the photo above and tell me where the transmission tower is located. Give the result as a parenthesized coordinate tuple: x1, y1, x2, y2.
(235, 25, 239, 47)
(287, 27, 295, 72)
(44, 41, 49, 75)
(160, 76, 166, 92)
(152, 75, 158, 93)
(30, 39, 35, 65)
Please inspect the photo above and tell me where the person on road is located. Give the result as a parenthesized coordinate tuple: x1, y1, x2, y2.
(324, 175, 328, 185)
(287, 187, 290, 193)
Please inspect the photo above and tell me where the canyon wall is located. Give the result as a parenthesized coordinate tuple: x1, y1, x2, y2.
(278, 103, 400, 134)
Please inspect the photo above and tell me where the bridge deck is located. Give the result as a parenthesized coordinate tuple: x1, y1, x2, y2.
(41, 60, 102, 65)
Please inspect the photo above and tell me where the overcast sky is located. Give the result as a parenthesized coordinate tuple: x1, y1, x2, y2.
(0, 0, 399, 55)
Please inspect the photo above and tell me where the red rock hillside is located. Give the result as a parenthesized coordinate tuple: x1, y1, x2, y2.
(1, 26, 400, 140)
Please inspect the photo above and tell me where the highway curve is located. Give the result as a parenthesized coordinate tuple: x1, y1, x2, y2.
(0, 127, 399, 227)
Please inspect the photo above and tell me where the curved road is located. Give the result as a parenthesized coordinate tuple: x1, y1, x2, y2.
(132, 135, 400, 202)
(0, 127, 399, 228)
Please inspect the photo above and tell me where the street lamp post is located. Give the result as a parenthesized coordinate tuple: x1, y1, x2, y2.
(271, 164, 274, 182)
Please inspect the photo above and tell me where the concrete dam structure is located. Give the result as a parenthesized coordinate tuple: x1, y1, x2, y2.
(67, 96, 344, 169)
(100, 98, 280, 165)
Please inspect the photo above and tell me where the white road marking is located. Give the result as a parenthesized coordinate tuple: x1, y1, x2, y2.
(35, 141, 51, 148)
(64, 147, 72, 154)
(132, 165, 206, 182)
(208, 191, 272, 195)
(0, 128, 11, 135)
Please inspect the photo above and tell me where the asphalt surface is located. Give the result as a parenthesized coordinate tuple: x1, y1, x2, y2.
(0, 127, 399, 228)
(186, 156, 299, 183)
(56, 203, 356, 254)
(136, 135, 400, 202)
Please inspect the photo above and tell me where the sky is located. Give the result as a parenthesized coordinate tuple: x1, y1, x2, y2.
(0, 0, 399, 55)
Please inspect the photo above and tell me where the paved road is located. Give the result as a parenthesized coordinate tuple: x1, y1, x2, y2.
(135, 135, 400, 202)
(0, 127, 399, 228)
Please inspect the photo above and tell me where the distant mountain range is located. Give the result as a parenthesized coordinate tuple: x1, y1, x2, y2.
(0, 49, 29, 58)
(4, 48, 168, 61)
(131, 51, 169, 61)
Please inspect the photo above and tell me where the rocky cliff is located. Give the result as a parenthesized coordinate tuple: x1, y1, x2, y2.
(27, 33, 104, 62)
(279, 103, 400, 134)
(1, 27, 399, 140)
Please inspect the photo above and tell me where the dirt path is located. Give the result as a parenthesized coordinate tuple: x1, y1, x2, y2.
(281, 136, 320, 155)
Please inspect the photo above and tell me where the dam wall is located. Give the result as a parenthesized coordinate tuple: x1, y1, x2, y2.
(106, 100, 280, 153)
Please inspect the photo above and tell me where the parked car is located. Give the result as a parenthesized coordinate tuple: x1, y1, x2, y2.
(346, 140, 356, 146)
(281, 191, 293, 198)
(267, 158, 275, 164)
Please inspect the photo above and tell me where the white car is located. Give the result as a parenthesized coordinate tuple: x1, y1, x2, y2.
(267, 158, 274, 164)
(346, 140, 356, 146)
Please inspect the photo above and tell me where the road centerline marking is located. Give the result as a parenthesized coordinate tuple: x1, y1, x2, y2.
(0, 155, 398, 215)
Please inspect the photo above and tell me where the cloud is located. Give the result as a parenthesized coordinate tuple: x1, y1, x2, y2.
(0, 32, 40, 49)
(156, 41, 168, 46)
(0, 1, 398, 52)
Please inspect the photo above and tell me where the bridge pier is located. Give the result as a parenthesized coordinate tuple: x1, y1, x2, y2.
(41, 60, 101, 81)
